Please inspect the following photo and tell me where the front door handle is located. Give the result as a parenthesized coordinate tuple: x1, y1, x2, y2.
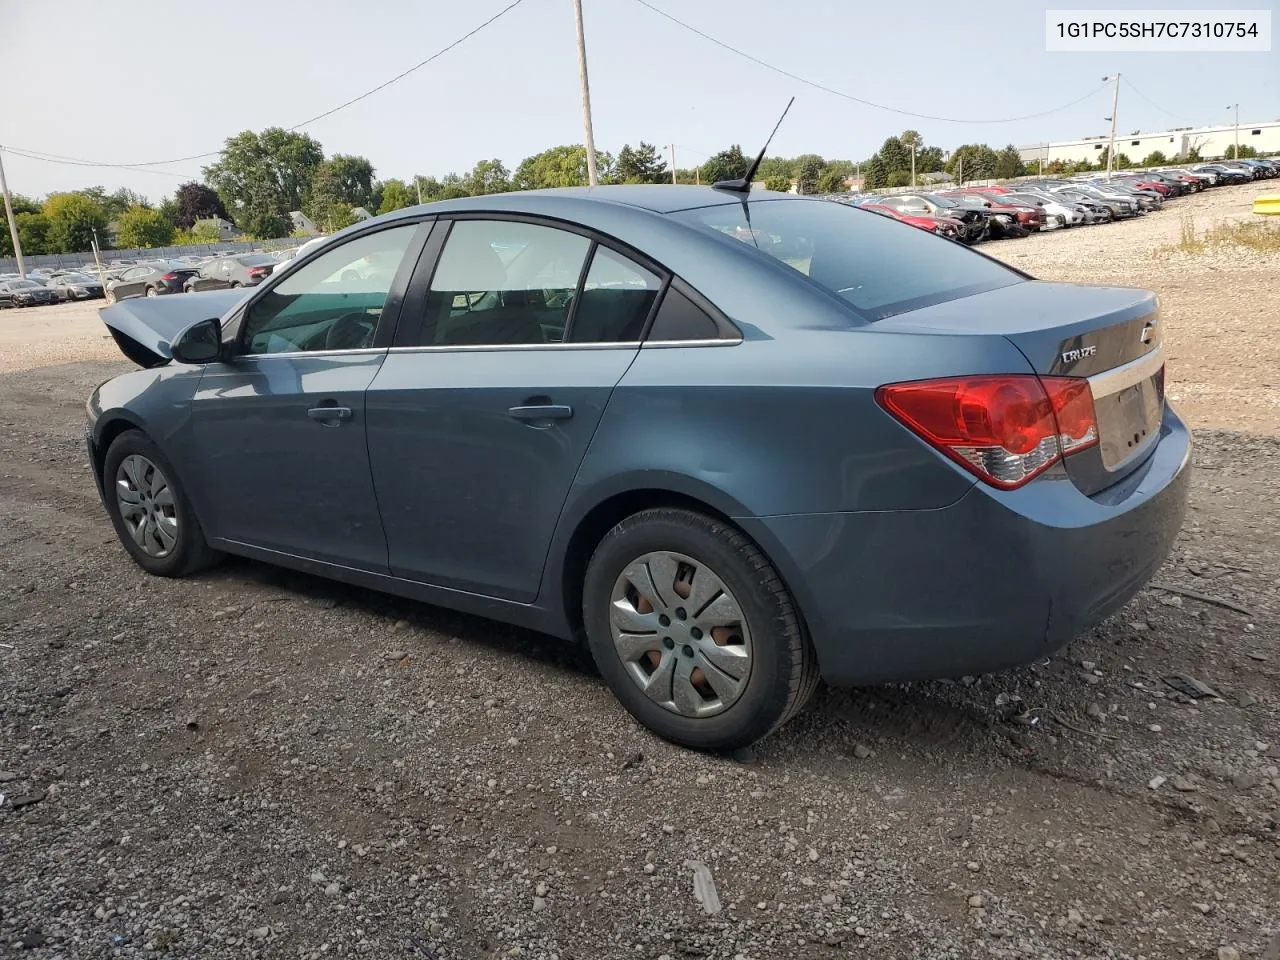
(308, 405, 353, 423)
(508, 404, 573, 422)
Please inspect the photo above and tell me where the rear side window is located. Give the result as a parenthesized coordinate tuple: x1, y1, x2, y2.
(566, 247, 661, 343)
(675, 198, 1023, 320)
(646, 286, 720, 341)
(422, 220, 590, 346)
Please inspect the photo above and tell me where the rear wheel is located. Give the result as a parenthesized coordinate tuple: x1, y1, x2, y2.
(582, 508, 818, 752)
(145, 286, 158, 297)
(102, 430, 223, 578)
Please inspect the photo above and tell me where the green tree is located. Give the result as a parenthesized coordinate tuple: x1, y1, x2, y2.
(616, 142, 668, 184)
(1114, 152, 1132, 169)
(862, 154, 889, 190)
(995, 145, 1026, 179)
(699, 145, 749, 185)
(1141, 150, 1169, 167)
(948, 144, 1000, 182)
(795, 156, 824, 195)
(305, 154, 377, 230)
(463, 159, 512, 195)
(319, 154, 376, 209)
(513, 145, 594, 190)
(42, 192, 109, 253)
(755, 156, 793, 181)
(886, 171, 913, 188)
(916, 146, 944, 173)
(115, 205, 176, 248)
(877, 136, 911, 177)
(7, 193, 41, 216)
(764, 174, 791, 192)
(157, 195, 180, 227)
(1234, 144, 1258, 159)
(1, 212, 50, 256)
(204, 128, 325, 238)
(377, 179, 415, 214)
(816, 166, 847, 194)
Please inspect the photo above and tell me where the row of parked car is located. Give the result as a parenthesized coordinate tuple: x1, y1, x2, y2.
(827, 158, 1277, 243)
(0, 241, 330, 308)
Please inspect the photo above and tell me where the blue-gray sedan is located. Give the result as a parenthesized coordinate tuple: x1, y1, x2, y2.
(86, 186, 1190, 751)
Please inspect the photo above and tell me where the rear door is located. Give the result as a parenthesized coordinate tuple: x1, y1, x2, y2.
(188, 220, 429, 570)
(365, 217, 663, 602)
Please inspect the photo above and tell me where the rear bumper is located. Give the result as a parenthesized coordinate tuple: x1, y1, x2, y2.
(739, 405, 1191, 686)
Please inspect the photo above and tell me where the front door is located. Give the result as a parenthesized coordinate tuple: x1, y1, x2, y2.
(190, 221, 425, 570)
(366, 219, 663, 602)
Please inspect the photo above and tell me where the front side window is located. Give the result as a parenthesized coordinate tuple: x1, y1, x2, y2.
(241, 224, 417, 355)
(420, 220, 591, 346)
(674, 198, 1023, 320)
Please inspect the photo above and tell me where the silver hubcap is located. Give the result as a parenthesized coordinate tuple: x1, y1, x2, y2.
(609, 551, 752, 718)
(115, 454, 178, 558)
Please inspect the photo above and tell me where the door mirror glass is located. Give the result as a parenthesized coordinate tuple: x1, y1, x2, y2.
(171, 317, 222, 364)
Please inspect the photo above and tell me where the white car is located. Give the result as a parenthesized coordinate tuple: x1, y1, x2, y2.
(270, 235, 329, 276)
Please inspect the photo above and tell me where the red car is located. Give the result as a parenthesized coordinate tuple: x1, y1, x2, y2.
(860, 203, 965, 239)
(1117, 176, 1172, 196)
(943, 192, 1045, 230)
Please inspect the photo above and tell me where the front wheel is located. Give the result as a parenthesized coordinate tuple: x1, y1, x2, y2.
(582, 508, 819, 751)
(102, 430, 223, 578)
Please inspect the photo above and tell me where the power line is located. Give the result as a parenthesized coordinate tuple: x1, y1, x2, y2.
(631, 0, 1107, 124)
(1122, 77, 1193, 125)
(0, 146, 199, 180)
(5, 0, 530, 172)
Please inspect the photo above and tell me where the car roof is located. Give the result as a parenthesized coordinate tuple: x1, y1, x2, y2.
(380, 185, 765, 222)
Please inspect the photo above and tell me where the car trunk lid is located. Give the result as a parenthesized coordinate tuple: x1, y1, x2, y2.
(98, 289, 247, 368)
(873, 281, 1166, 496)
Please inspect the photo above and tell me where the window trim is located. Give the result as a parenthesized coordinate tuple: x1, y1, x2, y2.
(224, 217, 434, 359)
(393, 211, 740, 350)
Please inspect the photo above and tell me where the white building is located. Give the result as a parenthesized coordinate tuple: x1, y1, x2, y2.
(1019, 120, 1280, 166)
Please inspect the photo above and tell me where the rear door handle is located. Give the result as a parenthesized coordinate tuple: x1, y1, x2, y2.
(308, 405, 353, 422)
(508, 404, 573, 422)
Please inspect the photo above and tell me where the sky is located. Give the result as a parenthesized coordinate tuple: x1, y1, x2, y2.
(0, 0, 1275, 202)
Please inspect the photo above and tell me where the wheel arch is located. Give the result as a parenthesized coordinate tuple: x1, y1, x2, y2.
(549, 476, 818, 651)
(90, 413, 148, 495)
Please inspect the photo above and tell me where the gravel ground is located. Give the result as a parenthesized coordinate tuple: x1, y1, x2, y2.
(1, 183, 1277, 959)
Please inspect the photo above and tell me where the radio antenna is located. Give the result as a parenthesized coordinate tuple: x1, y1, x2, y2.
(712, 96, 795, 194)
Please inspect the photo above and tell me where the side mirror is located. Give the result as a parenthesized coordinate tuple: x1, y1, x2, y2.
(171, 317, 222, 364)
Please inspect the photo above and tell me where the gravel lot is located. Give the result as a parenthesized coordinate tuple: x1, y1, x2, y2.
(2, 183, 1277, 960)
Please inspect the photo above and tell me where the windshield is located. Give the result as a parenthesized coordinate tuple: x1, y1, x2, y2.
(673, 198, 1023, 321)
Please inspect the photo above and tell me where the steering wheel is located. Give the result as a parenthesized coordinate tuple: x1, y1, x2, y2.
(324, 311, 375, 351)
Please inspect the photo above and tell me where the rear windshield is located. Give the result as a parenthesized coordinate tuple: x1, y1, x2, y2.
(236, 254, 277, 266)
(673, 198, 1023, 320)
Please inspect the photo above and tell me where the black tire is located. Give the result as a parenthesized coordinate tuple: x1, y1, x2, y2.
(230, 281, 242, 288)
(145, 286, 158, 297)
(102, 430, 223, 578)
(582, 507, 819, 752)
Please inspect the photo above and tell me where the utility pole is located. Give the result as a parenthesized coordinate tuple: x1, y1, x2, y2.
(90, 229, 108, 292)
(0, 146, 27, 280)
(415, 177, 423, 205)
(1102, 73, 1121, 179)
(572, 0, 599, 186)
(910, 142, 917, 188)
(1227, 103, 1239, 159)
(669, 144, 677, 184)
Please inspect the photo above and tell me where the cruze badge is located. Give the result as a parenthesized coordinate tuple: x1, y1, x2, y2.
(1061, 345, 1097, 364)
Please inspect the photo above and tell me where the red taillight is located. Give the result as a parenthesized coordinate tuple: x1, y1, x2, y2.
(161, 272, 178, 281)
(248, 266, 269, 276)
(875, 375, 1099, 489)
